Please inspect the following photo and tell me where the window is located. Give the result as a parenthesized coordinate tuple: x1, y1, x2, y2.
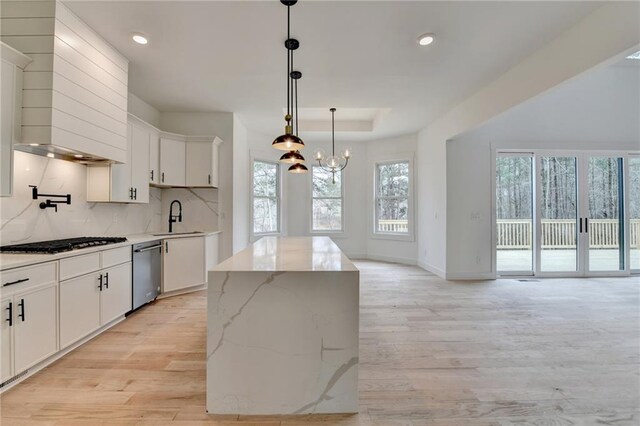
(312, 166, 343, 232)
(375, 161, 410, 235)
(252, 160, 280, 235)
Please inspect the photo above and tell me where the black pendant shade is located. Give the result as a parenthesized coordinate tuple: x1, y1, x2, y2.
(279, 150, 305, 164)
(272, 129, 305, 151)
(288, 163, 309, 173)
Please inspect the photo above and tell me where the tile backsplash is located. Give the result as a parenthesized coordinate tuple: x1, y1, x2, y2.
(0, 151, 163, 245)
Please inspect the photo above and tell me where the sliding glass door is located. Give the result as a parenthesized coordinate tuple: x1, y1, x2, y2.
(496, 151, 636, 277)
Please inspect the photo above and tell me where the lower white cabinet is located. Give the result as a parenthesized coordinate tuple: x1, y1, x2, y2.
(59, 272, 101, 349)
(163, 237, 205, 293)
(60, 262, 131, 349)
(1, 262, 58, 383)
(100, 263, 132, 325)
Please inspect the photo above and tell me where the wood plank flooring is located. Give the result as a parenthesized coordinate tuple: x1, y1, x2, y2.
(1, 261, 638, 425)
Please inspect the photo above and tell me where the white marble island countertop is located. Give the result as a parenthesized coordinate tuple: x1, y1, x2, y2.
(212, 236, 358, 272)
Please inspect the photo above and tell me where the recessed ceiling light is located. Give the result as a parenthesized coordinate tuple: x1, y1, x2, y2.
(46, 153, 55, 158)
(626, 51, 640, 60)
(417, 33, 435, 46)
(132, 33, 148, 45)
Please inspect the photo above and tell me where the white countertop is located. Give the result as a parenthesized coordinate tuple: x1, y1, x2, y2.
(0, 231, 221, 271)
(212, 236, 358, 272)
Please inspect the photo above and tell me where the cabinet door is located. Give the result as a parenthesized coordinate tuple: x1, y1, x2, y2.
(1, 297, 12, 383)
(163, 237, 206, 293)
(186, 142, 213, 187)
(110, 122, 134, 202)
(101, 262, 132, 325)
(13, 284, 58, 374)
(149, 129, 160, 185)
(131, 124, 150, 203)
(60, 273, 101, 349)
(159, 137, 186, 186)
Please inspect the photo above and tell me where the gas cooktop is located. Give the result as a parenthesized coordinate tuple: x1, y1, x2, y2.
(0, 237, 128, 254)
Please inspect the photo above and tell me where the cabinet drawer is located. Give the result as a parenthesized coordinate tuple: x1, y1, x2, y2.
(102, 246, 131, 268)
(1, 262, 57, 294)
(60, 253, 100, 281)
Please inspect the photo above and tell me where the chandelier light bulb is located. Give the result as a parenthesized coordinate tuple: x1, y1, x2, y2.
(342, 146, 352, 159)
(314, 148, 325, 161)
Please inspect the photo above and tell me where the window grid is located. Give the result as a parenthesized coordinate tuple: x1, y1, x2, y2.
(252, 160, 280, 236)
(375, 160, 410, 235)
(312, 166, 344, 232)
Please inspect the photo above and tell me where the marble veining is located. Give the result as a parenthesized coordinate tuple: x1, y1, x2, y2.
(207, 237, 359, 415)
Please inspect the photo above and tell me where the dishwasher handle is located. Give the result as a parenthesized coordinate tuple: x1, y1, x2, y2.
(134, 244, 163, 253)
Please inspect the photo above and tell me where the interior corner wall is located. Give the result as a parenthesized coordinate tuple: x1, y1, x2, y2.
(445, 64, 640, 279)
(365, 134, 418, 264)
(159, 111, 235, 260)
(127, 92, 161, 128)
(415, 1, 639, 280)
(232, 116, 249, 254)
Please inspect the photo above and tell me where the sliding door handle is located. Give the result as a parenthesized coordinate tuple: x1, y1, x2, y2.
(585, 218, 589, 233)
(579, 218, 583, 233)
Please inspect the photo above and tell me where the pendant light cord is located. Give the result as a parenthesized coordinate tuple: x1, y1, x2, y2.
(286, 5, 291, 121)
(331, 108, 335, 157)
(295, 77, 299, 136)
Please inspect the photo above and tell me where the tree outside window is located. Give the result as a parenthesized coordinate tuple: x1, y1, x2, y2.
(252, 161, 280, 235)
(375, 161, 410, 234)
(312, 167, 343, 232)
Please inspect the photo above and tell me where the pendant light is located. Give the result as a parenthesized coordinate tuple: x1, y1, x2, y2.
(313, 108, 351, 183)
(272, 0, 305, 156)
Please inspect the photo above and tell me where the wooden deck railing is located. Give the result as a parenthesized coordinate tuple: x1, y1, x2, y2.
(497, 219, 640, 249)
(378, 220, 409, 233)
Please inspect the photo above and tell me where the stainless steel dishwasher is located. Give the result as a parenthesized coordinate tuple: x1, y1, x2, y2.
(132, 240, 162, 311)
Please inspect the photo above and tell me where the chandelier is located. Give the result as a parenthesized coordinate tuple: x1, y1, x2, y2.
(272, 0, 308, 173)
(313, 108, 352, 183)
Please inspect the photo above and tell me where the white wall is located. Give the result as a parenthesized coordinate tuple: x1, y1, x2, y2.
(244, 130, 418, 262)
(416, 2, 640, 278)
(160, 111, 234, 260)
(365, 134, 418, 264)
(128, 92, 160, 128)
(446, 64, 640, 278)
(1, 151, 162, 244)
(232, 116, 249, 254)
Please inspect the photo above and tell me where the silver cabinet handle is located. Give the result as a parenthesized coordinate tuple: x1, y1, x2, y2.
(134, 244, 163, 253)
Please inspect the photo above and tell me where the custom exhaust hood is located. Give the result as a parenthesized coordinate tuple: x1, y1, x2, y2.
(1, 0, 130, 164)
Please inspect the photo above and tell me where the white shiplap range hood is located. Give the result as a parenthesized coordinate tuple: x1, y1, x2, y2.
(0, 0, 129, 164)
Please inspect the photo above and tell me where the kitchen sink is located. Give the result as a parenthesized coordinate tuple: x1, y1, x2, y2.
(152, 231, 203, 236)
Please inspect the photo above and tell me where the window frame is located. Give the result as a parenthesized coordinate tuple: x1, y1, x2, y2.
(372, 156, 414, 241)
(250, 158, 282, 240)
(310, 165, 345, 234)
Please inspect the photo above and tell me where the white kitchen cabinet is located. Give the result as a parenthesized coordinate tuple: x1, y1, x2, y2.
(0, 42, 31, 197)
(163, 237, 206, 293)
(159, 135, 186, 186)
(149, 128, 160, 185)
(186, 137, 222, 187)
(1, 297, 12, 383)
(59, 272, 101, 349)
(1, 262, 58, 381)
(59, 247, 132, 349)
(100, 262, 132, 325)
(13, 283, 58, 374)
(86, 118, 150, 203)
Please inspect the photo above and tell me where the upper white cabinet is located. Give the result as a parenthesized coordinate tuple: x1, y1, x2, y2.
(159, 135, 186, 187)
(0, 0, 129, 163)
(0, 42, 31, 197)
(186, 137, 222, 188)
(87, 116, 150, 203)
(149, 128, 160, 185)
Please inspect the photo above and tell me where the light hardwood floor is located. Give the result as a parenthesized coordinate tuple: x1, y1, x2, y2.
(1, 261, 638, 425)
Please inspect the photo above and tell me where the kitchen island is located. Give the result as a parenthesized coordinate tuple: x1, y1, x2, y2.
(206, 237, 359, 415)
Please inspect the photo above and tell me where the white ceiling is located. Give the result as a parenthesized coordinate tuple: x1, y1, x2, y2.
(65, 0, 603, 142)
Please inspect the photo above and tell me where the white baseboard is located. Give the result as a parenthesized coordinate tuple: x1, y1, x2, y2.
(158, 283, 207, 299)
(417, 260, 446, 279)
(346, 253, 417, 266)
(445, 271, 496, 280)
